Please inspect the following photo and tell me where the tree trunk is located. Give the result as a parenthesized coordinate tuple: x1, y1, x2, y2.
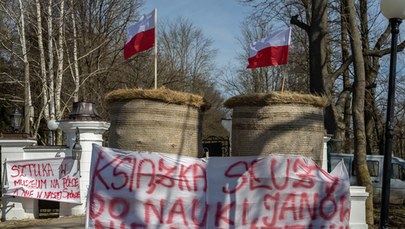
(365, 88, 377, 154)
(55, 0, 65, 145)
(341, 0, 352, 154)
(18, 0, 32, 135)
(36, 0, 50, 123)
(332, 91, 351, 153)
(345, 0, 374, 225)
(48, 0, 55, 121)
(308, 0, 328, 95)
(360, 0, 378, 156)
(309, 0, 340, 137)
(71, 0, 80, 102)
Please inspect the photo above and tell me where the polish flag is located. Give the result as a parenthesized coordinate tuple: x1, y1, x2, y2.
(247, 28, 291, 68)
(124, 10, 155, 60)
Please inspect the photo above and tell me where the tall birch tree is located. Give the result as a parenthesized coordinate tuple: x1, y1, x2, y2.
(35, 0, 49, 130)
(18, 0, 32, 134)
(47, 0, 56, 122)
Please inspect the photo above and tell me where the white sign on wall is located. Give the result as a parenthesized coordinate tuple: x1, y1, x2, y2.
(4, 157, 81, 204)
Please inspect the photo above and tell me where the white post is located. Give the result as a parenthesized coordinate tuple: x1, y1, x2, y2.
(350, 186, 369, 228)
(322, 136, 368, 228)
(322, 136, 331, 170)
(58, 120, 110, 216)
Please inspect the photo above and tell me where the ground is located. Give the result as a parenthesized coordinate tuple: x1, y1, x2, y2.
(374, 204, 405, 228)
(0, 215, 85, 229)
(0, 205, 404, 228)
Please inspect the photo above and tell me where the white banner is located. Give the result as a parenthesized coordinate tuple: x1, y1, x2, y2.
(87, 145, 351, 228)
(5, 157, 81, 204)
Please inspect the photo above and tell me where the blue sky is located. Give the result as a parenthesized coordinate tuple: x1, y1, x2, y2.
(142, 0, 251, 68)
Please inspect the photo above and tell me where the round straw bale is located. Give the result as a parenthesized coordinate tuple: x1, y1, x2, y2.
(106, 88, 209, 157)
(225, 92, 327, 165)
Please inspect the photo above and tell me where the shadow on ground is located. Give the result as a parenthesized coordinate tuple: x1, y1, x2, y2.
(0, 215, 85, 229)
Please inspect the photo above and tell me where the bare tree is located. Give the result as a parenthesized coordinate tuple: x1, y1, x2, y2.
(73, 0, 140, 107)
(158, 17, 217, 92)
(0, 0, 33, 134)
(238, 0, 405, 225)
(157, 17, 226, 137)
(47, 0, 56, 123)
(0, 0, 142, 142)
(344, 0, 373, 225)
(18, 0, 32, 134)
(35, 0, 49, 123)
(70, 0, 80, 102)
(55, 0, 65, 122)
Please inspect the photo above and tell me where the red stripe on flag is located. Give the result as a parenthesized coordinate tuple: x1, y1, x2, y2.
(247, 45, 289, 68)
(124, 28, 155, 60)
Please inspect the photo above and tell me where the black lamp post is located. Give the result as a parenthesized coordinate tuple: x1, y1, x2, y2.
(72, 127, 82, 176)
(380, 0, 405, 228)
(10, 108, 22, 133)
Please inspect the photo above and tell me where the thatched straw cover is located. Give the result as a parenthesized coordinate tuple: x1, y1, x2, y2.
(106, 88, 208, 157)
(105, 87, 210, 111)
(224, 91, 328, 108)
(226, 92, 327, 165)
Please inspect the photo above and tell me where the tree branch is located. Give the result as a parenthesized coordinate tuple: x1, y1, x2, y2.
(374, 24, 390, 51)
(290, 15, 310, 34)
(365, 40, 405, 57)
(331, 56, 353, 82)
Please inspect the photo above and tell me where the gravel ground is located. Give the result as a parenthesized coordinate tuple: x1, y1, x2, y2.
(0, 206, 404, 229)
(0, 215, 85, 229)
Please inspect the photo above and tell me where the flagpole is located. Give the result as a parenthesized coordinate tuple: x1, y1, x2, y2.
(281, 65, 286, 92)
(154, 8, 158, 89)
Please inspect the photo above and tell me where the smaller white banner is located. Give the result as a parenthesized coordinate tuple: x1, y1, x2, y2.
(4, 157, 81, 203)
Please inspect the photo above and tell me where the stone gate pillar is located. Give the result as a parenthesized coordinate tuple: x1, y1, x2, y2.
(58, 102, 110, 216)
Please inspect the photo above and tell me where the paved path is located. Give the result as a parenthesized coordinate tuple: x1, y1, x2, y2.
(0, 215, 85, 229)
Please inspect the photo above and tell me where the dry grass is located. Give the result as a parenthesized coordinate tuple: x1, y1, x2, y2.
(105, 87, 210, 111)
(224, 91, 329, 108)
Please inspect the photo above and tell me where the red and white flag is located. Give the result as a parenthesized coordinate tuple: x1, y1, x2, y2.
(124, 10, 156, 60)
(247, 27, 291, 68)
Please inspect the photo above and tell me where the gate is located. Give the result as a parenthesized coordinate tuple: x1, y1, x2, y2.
(202, 136, 230, 157)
